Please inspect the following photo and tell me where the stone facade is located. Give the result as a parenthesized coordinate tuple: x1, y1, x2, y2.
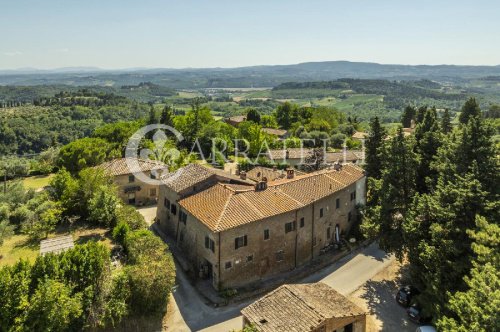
(113, 171, 159, 206)
(157, 163, 366, 291)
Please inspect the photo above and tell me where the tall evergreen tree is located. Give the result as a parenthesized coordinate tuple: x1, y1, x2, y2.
(246, 108, 261, 124)
(436, 216, 499, 331)
(416, 106, 427, 123)
(362, 128, 418, 259)
(441, 108, 452, 133)
(364, 116, 386, 179)
(404, 169, 489, 318)
(414, 107, 442, 193)
(459, 97, 481, 124)
(160, 105, 174, 127)
(401, 105, 416, 128)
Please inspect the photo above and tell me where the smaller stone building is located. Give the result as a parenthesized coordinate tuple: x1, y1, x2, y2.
(98, 158, 167, 206)
(265, 148, 365, 166)
(241, 282, 366, 332)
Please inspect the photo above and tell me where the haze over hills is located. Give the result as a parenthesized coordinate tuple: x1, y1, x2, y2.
(1, 61, 500, 88)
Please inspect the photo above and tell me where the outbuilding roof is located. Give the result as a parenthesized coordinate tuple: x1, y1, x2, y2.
(98, 158, 166, 177)
(241, 282, 366, 332)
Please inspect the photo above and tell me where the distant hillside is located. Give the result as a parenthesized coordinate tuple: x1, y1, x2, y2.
(1, 61, 500, 88)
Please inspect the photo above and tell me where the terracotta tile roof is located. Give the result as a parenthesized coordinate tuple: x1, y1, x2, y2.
(160, 163, 216, 192)
(246, 166, 286, 182)
(98, 158, 166, 177)
(262, 128, 288, 137)
(241, 282, 366, 332)
(160, 163, 254, 193)
(226, 115, 247, 123)
(325, 150, 364, 163)
(266, 148, 313, 160)
(178, 164, 364, 232)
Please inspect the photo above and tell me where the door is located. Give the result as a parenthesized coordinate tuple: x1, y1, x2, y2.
(128, 192, 136, 205)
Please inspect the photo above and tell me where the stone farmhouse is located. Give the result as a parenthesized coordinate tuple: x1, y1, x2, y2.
(157, 162, 366, 291)
(241, 282, 366, 332)
(98, 158, 167, 206)
(265, 148, 365, 166)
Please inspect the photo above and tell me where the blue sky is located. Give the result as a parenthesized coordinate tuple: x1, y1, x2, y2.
(1, 0, 499, 69)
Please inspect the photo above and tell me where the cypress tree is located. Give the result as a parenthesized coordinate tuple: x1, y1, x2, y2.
(459, 97, 481, 124)
(365, 116, 386, 179)
(401, 105, 416, 128)
(160, 105, 174, 127)
(441, 108, 452, 133)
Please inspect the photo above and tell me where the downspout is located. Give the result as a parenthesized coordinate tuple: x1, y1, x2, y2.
(294, 209, 298, 269)
(311, 202, 315, 261)
(175, 206, 180, 244)
(218, 231, 221, 291)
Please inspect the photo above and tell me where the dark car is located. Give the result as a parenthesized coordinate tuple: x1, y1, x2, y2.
(407, 304, 432, 324)
(396, 285, 419, 307)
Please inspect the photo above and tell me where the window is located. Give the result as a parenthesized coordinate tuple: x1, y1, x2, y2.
(285, 221, 296, 233)
(300, 217, 305, 228)
(336, 198, 340, 209)
(350, 191, 356, 201)
(205, 236, 215, 253)
(264, 229, 270, 240)
(150, 173, 156, 179)
(179, 231, 184, 242)
(164, 198, 170, 208)
(275, 250, 284, 262)
(348, 211, 352, 222)
(128, 175, 135, 183)
(179, 210, 187, 224)
(320, 208, 324, 218)
(246, 255, 253, 262)
(171, 204, 177, 215)
(235, 235, 248, 249)
(150, 188, 157, 197)
(225, 261, 232, 269)
(327, 227, 331, 239)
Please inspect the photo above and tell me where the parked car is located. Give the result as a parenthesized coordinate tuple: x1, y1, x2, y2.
(407, 304, 432, 324)
(416, 326, 437, 332)
(396, 285, 420, 307)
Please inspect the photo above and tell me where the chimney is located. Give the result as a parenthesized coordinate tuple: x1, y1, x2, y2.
(272, 165, 277, 171)
(255, 180, 267, 191)
(240, 171, 247, 180)
(285, 149, 290, 160)
(286, 168, 295, 179)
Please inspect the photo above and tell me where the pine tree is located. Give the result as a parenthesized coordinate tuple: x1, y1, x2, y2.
(365, 116, 386, 179)
(441, 108, 452, 133)
(459, 97, 481, 124)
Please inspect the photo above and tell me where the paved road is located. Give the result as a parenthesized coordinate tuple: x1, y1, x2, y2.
(165, 242, 394, 332)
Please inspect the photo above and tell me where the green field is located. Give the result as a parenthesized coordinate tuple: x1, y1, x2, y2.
(22, 174, 54, 190)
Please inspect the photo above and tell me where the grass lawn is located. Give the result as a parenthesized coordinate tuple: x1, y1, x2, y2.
(0, 226, 113, 267)
(22, 174, 54, 190)
(0, 234, 39, 267)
